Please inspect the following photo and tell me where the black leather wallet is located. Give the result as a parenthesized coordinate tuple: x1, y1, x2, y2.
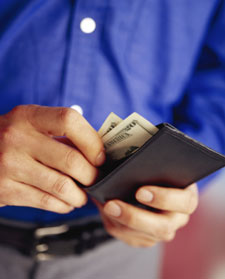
(79, 123, 225, 209)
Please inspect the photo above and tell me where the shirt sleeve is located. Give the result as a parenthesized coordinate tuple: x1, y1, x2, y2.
(173, 1, 225, 190)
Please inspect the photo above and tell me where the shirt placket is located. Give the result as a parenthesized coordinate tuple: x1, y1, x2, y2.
(60, 0, 107, 121)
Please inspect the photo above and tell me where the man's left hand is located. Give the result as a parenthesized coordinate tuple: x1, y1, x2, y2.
(96, 183, 198, 247)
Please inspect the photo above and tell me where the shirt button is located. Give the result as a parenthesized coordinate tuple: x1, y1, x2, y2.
(80, 17, 96, 34)
(70, 105, 84, 115)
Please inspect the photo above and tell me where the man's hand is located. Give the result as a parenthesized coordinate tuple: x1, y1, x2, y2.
(0, 105, 105, 213)
(97, 183, 198, 247)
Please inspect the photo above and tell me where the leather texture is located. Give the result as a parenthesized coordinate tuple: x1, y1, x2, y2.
(79, 123, 225, 209)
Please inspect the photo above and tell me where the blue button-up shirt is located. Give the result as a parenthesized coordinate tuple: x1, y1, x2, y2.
(0, 0, 225, 224)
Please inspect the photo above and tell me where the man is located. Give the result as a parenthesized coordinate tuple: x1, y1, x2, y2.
(0, 0, 224, 278)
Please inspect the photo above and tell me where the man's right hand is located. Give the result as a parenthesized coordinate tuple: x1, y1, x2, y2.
(0, 105, 105, 213)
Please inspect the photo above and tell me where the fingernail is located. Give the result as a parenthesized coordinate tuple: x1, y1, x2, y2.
(96, 151, 106, 166)
(136, 189, 153, 202)
(104, 201, 121, 217)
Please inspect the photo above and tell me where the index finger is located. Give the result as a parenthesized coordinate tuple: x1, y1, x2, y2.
(25, 105, 105, 166)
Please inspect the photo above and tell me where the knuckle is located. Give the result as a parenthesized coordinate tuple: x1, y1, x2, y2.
(91, 136, 104, 157)
(157, 222, 174, 240)
(59, 108, 79, 128)
(52, 177, 70, 196)
(164, 232, 176, 242)
(187, 190, 198, 214)
(151, 188, 167, 208)
(0, 126, 16, 143)
(64, 149, 98, 186)
(10, 105, 26, 116)
(65, 149, 77, 171)
(124, 212, 137, 228)
(40, 192, 71, 213)
(40, 193, 52, 209)
(0, 125, 25, 148)
(9, 105, 29, 121)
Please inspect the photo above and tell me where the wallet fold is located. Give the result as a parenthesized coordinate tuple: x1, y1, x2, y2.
(78, 123, 225, 209)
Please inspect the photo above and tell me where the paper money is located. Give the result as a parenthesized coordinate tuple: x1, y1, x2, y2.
(98, 112, 123, 137)
(102, 112, 158, 160)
